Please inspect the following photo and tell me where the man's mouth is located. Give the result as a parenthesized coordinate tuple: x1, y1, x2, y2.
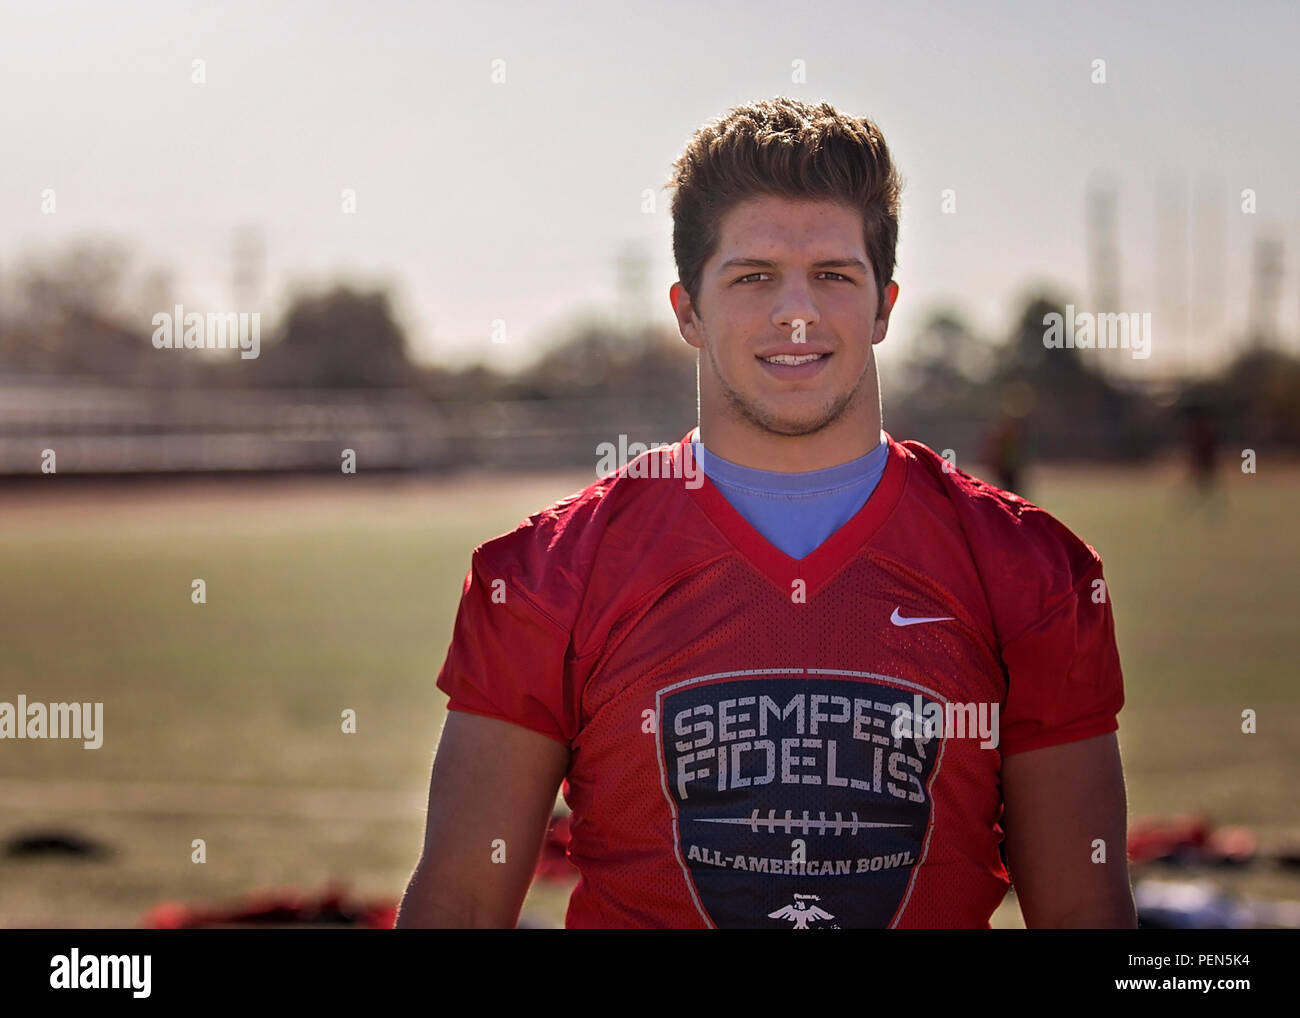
(758, 353, 828, 365)
(755, 351, 832, 379)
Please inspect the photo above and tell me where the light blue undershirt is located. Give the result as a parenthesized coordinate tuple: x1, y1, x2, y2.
(690, 429, 889, 560)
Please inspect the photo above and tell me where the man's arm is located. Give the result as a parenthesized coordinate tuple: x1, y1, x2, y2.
(1000, 731, 1137, 928)
(395, 710, 571, 928)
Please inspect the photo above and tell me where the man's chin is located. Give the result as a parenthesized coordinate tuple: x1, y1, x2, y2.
(741, 403, 843, 438)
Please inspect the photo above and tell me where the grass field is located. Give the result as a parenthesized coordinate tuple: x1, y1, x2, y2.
(1, 456, 1297, 928)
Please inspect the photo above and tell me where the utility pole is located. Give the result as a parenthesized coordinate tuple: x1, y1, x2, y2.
(615, 241, 653, 347)
(232, 227, 265, 314)
(1248, 232, 1284, 350)
(1087, 180, 1120, 382)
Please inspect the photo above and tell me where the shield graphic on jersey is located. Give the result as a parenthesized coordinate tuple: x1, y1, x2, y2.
(655, 671, 942, 929)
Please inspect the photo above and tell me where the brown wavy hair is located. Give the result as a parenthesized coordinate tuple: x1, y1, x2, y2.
(667, 97, 903, 316)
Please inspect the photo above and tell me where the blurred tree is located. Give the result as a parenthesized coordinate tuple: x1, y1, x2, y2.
(262, 285, 412, 387)
(530, 319, 694, 405)
(996, 293, 1141, 459)
(1187, 347, 1300, 448)
(894, 310, 989, 412)
(17, 238, 131, 322)
(0, 239, 188, 379)
(912, 309, 995, 385)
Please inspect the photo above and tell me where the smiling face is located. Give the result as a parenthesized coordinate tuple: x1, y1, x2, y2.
(671, 194, 899, 470)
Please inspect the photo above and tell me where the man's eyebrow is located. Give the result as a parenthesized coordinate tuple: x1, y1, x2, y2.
(718, 256, 870, 273)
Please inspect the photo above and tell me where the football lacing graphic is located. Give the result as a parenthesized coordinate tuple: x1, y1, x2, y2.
(697, 808, 910, 835)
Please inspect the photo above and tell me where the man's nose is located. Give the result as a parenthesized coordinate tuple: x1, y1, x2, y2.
(774, 286, 819, 331)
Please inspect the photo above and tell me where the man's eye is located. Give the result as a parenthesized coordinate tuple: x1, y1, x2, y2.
(734, 272, 852, 284)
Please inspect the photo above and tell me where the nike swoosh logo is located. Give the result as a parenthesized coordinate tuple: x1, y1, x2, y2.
(890, 608, 955, 627)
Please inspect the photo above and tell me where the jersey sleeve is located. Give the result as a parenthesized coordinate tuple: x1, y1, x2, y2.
(434, 545, 581, 747)
(997, 551, 1125, 757)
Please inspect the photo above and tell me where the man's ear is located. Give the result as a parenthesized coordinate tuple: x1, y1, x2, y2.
(872, 281, 900, 345)
(670, 282, 704, 351)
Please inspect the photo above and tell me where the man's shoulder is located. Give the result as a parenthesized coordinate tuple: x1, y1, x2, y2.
(469, 441, 704, 623)
(894, 436, 1106, 638)
(475, 448, 683, 561)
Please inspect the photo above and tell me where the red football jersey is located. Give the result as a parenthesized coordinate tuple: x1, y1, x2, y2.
(435, 431, 1124, 929)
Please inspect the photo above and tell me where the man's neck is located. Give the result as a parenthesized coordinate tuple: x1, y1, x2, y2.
(696, 409, 883, 473)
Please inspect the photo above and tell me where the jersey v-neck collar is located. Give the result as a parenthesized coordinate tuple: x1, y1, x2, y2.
(673, 428, 909, 595)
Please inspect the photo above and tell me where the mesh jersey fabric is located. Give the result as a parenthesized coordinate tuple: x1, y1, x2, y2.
(435, 430, 1125, 929)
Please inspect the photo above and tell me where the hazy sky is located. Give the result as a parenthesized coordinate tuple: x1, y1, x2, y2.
(2, 0, 1296, 378)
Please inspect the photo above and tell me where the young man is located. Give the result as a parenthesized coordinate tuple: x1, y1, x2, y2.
(396, 97, 1136, 929)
